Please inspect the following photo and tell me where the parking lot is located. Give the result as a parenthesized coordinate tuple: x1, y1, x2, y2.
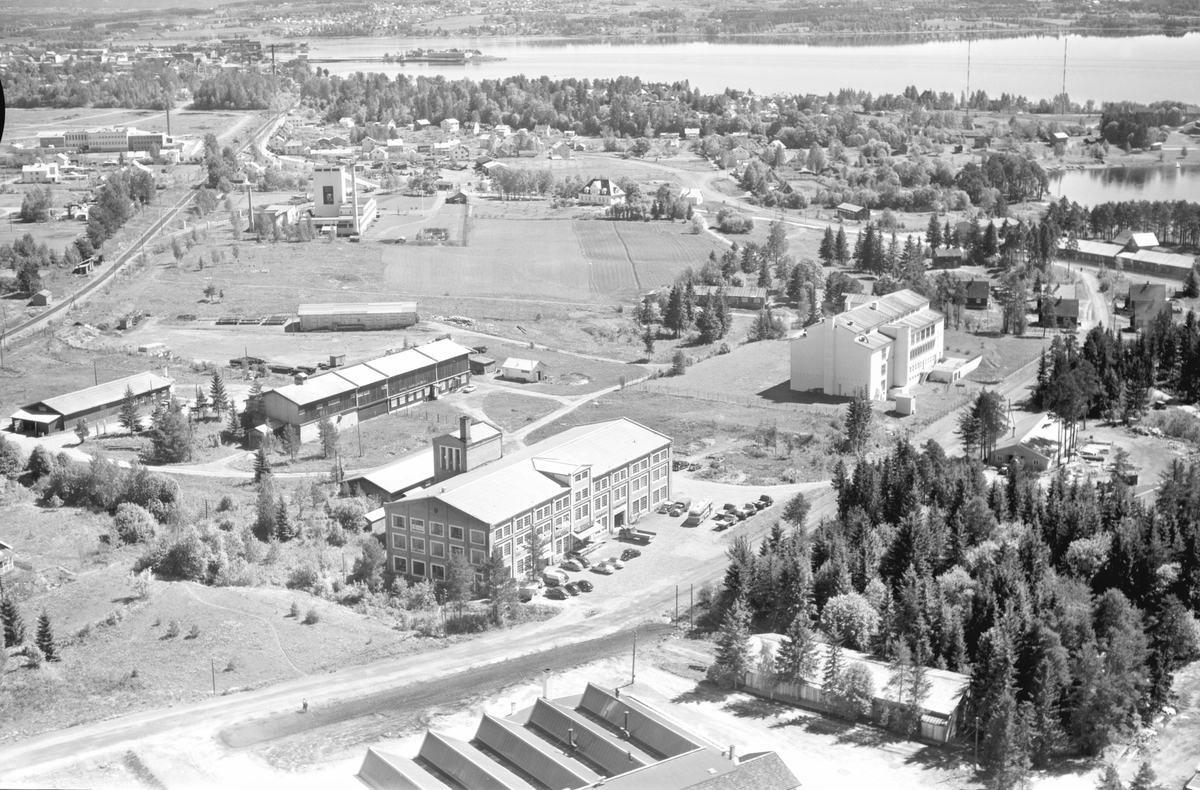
(528, 481, 827, 607)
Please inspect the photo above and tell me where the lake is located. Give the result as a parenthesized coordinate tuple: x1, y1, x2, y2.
(306, 33, 1200, 104)
(1049, 164, 1200, 205)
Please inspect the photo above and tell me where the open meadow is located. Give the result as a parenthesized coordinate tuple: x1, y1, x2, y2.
(3, 108, 261, 146)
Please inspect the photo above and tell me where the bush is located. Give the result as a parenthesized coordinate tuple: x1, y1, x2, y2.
(188, 624, 201, 639)
(134, 528, 208, 581)
(166, 620, 180, 638)
(112, 503, 157, 545)
(302, 607, 320, 625)
(289, 600, 301, 618)
(215, 495, 235, 512)
(287, 565, 321, 592)
(22, 643, 44, 669)
(225, 656, 238, 672)
(671, 350, 688, 376)
(715, 208, 754, 234)
(444, 611, 490, 635)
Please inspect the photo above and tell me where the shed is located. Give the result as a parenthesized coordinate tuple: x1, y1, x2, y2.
(989, 412, 1063, 472)
(835, 203, 870, 221)
(444, 190, 469, 204)
(931, 247, 965, 269)
(29, 289, 52, 306)
(693, 284, 767, 311)
(469, 354, 496, 375)
(499, 358, 547, 383)
(964, 279, 990, 309)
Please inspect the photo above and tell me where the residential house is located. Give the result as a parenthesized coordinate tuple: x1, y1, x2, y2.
(368, 147, 389, 162)
(357, 682, 800, 790)
(693, 285, 766, 311)
(790, 289, 944, 400)
(548, 141, 573, 160)
(499, 358, 547, 382)
(9, 371, 172, 436)
(578, 178, 626, 206)
(360, 136, 378, 153)
(21, 163, 59, 183)
(1126, 282, 1170, 330)
(744, 634, 969, 745)
(338, 117, 356, 129)
(931, 247, 964, 269)
(962, 279, 990, 309)
(678, 187, 703, 206)
(1042, 295, 1080, 329)
(282, 140, 307, 156)
(415, 119, 432, 131)
(444, 189, 469, 205)
(989, 412, 1064, 472)
(382, 417, 672, 583)
(329, 135, 350, 148)
(439, 118, 460, 134)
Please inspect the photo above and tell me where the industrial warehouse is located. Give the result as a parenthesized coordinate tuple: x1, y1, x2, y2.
(296, 301, 419, 332)
(259, 338, 470, 443)
(358, 682, 800, 790)
(8, 372, 173, 436)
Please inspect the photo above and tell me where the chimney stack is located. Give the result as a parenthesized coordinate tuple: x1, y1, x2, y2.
(459, 415, 471, 443)
(729, 745, 736, 762)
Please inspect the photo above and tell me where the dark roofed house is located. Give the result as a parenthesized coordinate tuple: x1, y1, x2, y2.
(964, 279, 990, 309)
(1127, 282, 1170, 330)
(1114, 229, 1159, 251)
(1125, 281, 1167, 310)
(1044, 296, 1080, 329)
(357, 682, 800, 790)
(931, 247, 965, 269)
(693, 285, 767, 311)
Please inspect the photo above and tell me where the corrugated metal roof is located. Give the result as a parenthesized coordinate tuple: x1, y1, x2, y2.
(579, 684, 700, 758)
(528, 697, 654, 775)
(837, 289, 930, 332)
(31, 372, 171, 418)
(357, 747, 450, 790)
(265, 371, 356, 407)
(334, 363, 386, 388)
(418, 731, 535, 790)
(475, 714, 598, 789)
(1063, 238, 1123, 258)
(401, 419, 670, 525)
(365, 348, 437, 379)
(1118, 249, 1194, 270)
(298, 302, 417, 316)
(415, 338, 472, 363)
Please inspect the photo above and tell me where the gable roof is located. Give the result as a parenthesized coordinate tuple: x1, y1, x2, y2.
(364, 348, 437, 379)
(501, 357, 543, 373)
(265, 371, 356, 408)
(1126, 282, 1167, 303)
(414, 338, 472, 364)
(27, 372, 171, 418)
(965, 280, 990, 300)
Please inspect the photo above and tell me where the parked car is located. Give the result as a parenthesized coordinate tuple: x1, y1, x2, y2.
(576, 579, 594, 593)
(714, 514, 735, 529)
(606, 556, 625, 569)
(620, 548, 642, 562)
(592, 563, 615, 575)
(668, 507, 683, 518)
(566, 552, 591, 568)
(564, 582, 582, 596)
(545, 587, 568, 600)
(460, 384, 477, 394)
(758, 495, 774, 508)
(734, 507, 751, 521)
(744, 503, 759, 516)
(722, 503, 738, 513)
(561, 558, 583, 572)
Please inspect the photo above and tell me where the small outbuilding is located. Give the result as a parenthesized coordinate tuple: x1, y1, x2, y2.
(964, 279, 990, 309)
(931, 247, 965, 269)
(499, 358, 547, 382)
(469, 354, 496, 375)
(835, 203, 870, 221)
(29, 289, 52, 306)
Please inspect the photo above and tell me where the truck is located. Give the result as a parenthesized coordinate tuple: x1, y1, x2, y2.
(619, 526, 657, 544)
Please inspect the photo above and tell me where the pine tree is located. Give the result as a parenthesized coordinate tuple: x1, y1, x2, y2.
(245, 378, 264, 419)
(282, 423, 301, 461)
(254, 447, 270, 482)
(36, 611, 56, 661)
(926, 213, 942, 249)
(775, 611, 820, 684)
(227, 406, 243, 442)
(818, 226, 835, 266)
(1096, 764, 1125, 790)
(118, 385, 141, 434)
(1, 597, 26, 647)
(712, 595, 752, 689)
(1184, 264, 1200, 299)
(318, 416, 338, 459)
(275, 496, 295, 541)
(209, 371, 229, 416)
(844, 387, 874, 456)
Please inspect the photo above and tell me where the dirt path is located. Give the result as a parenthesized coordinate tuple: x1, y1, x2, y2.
(183, 583, 307, 678)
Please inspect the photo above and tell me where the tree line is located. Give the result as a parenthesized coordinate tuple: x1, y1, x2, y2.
(1045, 197, 1200, 249)
(707, 433, 1200, 788)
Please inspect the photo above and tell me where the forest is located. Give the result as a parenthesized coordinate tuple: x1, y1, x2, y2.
(710, 433, 1200, 789)
(1046, 198, 1200, 248)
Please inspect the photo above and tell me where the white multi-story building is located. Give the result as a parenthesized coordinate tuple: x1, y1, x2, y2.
(37, 127, 170, 153)
(311, 165, 377, 236)
(790, 288, 944, 401)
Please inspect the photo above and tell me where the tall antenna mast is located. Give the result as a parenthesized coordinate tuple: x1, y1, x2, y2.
(1061, 38, 1068, 115)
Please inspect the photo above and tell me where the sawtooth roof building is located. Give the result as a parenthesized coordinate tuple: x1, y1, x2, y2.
(358, 682, 800, 790)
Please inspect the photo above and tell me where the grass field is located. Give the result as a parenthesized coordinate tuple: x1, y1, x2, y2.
(3, 108, 258, 145)
(479, 338, 648, 395)
(480, 390, 561, 433)
(575, 219, 725, 293)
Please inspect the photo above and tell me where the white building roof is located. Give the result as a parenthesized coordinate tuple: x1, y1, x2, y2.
(414, 338, 472, 364)
(334, 363, 386, 388)
(402, 419, 669, 525)
(355, 447, 434, 496)
(266, 372, 356, 408)
(501, 357, 543, 373)
(23, 372, 171, 418)
(297, 302, 417, 316)
(365, 348, 438, 379)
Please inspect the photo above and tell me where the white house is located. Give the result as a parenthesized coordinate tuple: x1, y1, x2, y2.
(679, 187, 703, 206)
(790, 288, 944, 401)
(578, 178, 625, 206)
(21, 163, 60, 183)
(499, 358, 547, 382)
(440, 118, 460, 134)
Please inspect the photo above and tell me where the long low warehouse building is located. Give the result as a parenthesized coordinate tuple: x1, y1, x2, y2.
(297, 302, 419, 332)
(9, 372, 173, 436)
(260, 339, 470, 443)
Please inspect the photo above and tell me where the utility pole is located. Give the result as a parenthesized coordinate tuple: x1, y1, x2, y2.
(358, 421, 363, 457)
(94, 360, 99, 386)
(689, 584, 693, 632)
(631, 626, 637, 685)
(211, 658, 216, 694)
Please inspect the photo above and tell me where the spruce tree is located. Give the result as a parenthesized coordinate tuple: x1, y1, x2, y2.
(36, 611, 56, 661)
(775, 612, 820, 684)
(245, 378, 264, 419)
(227, 406, 243, 442)
(275, 496, 295, 542)
(818, 226, 835, 266)
(1, 597, 26, 647)
(834, 226, 850, 267)
(664, 284, 686, 338)
(193, 385, 209, 419)
(254, 447, 270, 482)
(713, 595, 752, 689)
(807, 284, 821, 325)
(209, 370, 229, 416)
(1184, 264, 1200, 299)
(282, 423, 301, 461)
(943, 219, 954, 248)
(926, 213, 942, 249)
(1096, 764, 1125, 790)
(118, 385, 141, 434)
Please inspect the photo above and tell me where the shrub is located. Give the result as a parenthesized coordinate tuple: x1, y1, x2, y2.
(215, 495, 235, 512)
(225, 656, 237, 672)
(444, 611, 490, 635)
(188, 624, 201, 639)
(303, 607, 320, 625)
(327, 498, 369, 532)
(287, 566, 321, 592)
(22, 643, 44, 668)
(166, 620, 180, 638)
(112, 503, 157, 545)
(671, 350, 688, 376)
(289, 600, 301, 618)
(134, 529, 208, 582)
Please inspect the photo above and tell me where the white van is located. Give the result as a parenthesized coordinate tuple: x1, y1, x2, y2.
(685, 499, 713, 525)
(542, 568, 569, 587)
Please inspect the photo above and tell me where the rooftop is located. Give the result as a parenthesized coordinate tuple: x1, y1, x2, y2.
(332, 363, 386, 389)
(363, 348, 435, 379)
(351, 447, 435, 497)
(413, 338, 472, 364)
(501, 357, 543, 372)
(266, 371, 356, 408)
(836, 289, 931, 333)
(23, 371, 171, 418)
(401, 418, 670, 525)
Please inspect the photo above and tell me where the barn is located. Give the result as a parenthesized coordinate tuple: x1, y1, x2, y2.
(9, 372, 172, 436)
(835, 203, 870, 221)
(297, 302, 419, 332)
(693, 285, 767, 311)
